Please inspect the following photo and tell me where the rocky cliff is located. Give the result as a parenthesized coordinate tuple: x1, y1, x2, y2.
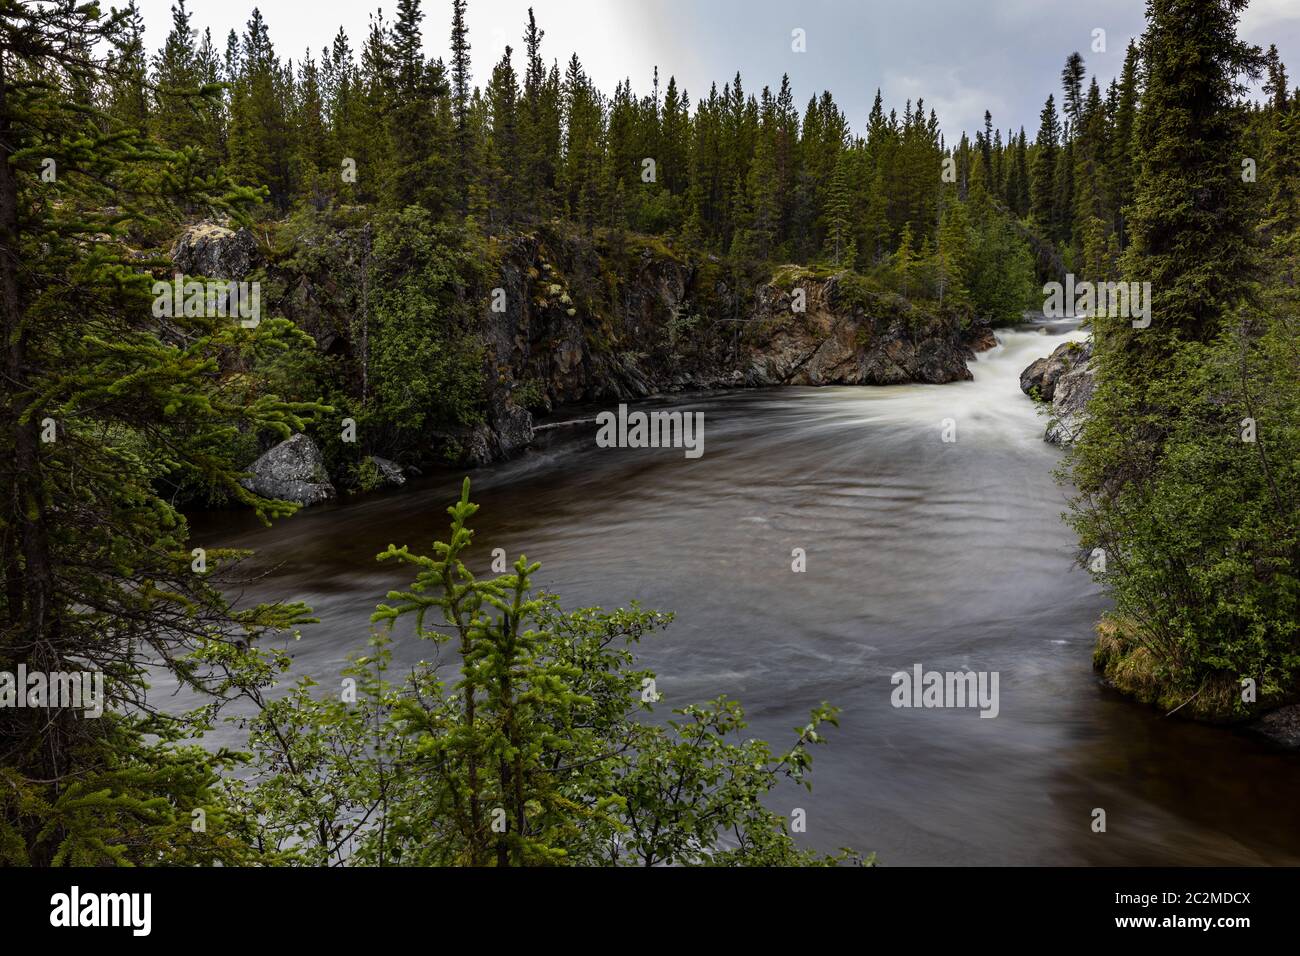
(482, 232, 989, 409)
(1020, 339, 1095, 445)
(170, 220, 996, 499)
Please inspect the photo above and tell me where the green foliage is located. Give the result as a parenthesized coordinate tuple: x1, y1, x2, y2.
(0, 0, 321, 865)
(965, 210, 1037, 324)
(820, 150, 856, 268)
(876, 196, 1034, 324)
(934, 199, 972, 305)
(1066, 0, 1299, 720)
(1068, 313, 1300, 716)
(364, 207, 489, 458)
(231, 481, 866, 866)
(11, 0, 1300, 869)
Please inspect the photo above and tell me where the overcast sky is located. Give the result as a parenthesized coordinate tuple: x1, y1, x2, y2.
(132, 0, 1300, 140)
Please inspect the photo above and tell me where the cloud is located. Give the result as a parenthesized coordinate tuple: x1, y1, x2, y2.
(1241, 0, 1300, 38)
(883, 68, 1011, 141)
(132, 0, 1300, 140)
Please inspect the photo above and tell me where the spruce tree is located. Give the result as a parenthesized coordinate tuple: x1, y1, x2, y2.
(292, 52, 328, 208)
(518, 9, 560, 221)
(449, 0, 473, 212)
(151, 0, 203, 151)
(1067, 0, 1294, 714)
(227, 8, 293, 210)
(486, 46, 522, 226)
(820, 149, 855, 267)
(387, 0, 448, 213)
(1119, 0, 1261, 351)
(0, 0, 321, 864)
(1051, 134, 1075, 249)
(1061, 52, 1085, 132)
(104, 0, 149, 131)
(1029, 95, 1060, 237)
(934, 198, 972, 305)
(1107, 41, 1141, 246)
(735, 109, 780, 262)
(659, 75, 689, 197)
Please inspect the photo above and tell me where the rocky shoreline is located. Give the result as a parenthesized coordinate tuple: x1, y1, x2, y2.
(1017, 338, 1300, 748)
(174, 220, 996, 494)
(1018, 338, 1095, 444)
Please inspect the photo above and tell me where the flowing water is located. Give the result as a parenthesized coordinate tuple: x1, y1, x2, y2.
(190, 319, 1300, 865)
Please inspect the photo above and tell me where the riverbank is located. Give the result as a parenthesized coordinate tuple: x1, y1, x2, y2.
(187, 319, 1300, 865)
(1014, 333, 1300, 746)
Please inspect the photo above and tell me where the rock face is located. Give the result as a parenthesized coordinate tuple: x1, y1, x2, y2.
(482, 235, 982, 415)
(241, 434, 336, 506)
(742, 275, 976, 386)
(482, 237, 720, 408)
(1045, 355, 1097, 445)
(171, 221, 259, 279)
(1019, 339, 1089, 402)
(1020, 340, 1095, 445)
(737, 273, 983, 387)
(1251, 704, 1300, 748)
(259, 224, 993, 469)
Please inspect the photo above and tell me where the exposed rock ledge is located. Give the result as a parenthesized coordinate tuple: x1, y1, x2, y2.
(482, 250, 989, 420)
(171, 221, 259, 280)
(741, 274, 980, 386)
(185, 222, 998, 472)
(1020, 339, 1095, 444)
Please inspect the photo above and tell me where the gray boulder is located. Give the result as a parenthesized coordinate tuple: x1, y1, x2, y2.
(1020, 339, 1091, 402)
(1019, 356, 1051, 398)
(367, 455, 406, 488)
(1020, 339, 1096, 445)
(1045, 355, 1096, 445)
(171, 221, 259, 279)
(241, 433, 335, 506)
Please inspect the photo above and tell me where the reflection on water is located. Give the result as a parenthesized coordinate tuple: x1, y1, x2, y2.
(187, 320, 1300, 865)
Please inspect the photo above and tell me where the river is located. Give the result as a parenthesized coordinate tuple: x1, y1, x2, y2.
(190, 318, 1300, 865)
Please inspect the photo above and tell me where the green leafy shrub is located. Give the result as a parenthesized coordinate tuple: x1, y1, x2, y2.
(229, 481, 868, 867)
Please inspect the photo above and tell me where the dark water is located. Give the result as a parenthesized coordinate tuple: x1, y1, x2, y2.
(189, 321, 1300, 865)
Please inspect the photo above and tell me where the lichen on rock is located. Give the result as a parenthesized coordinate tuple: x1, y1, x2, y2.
(170, 221, 260, 280)
(240, 433, 336, 507)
